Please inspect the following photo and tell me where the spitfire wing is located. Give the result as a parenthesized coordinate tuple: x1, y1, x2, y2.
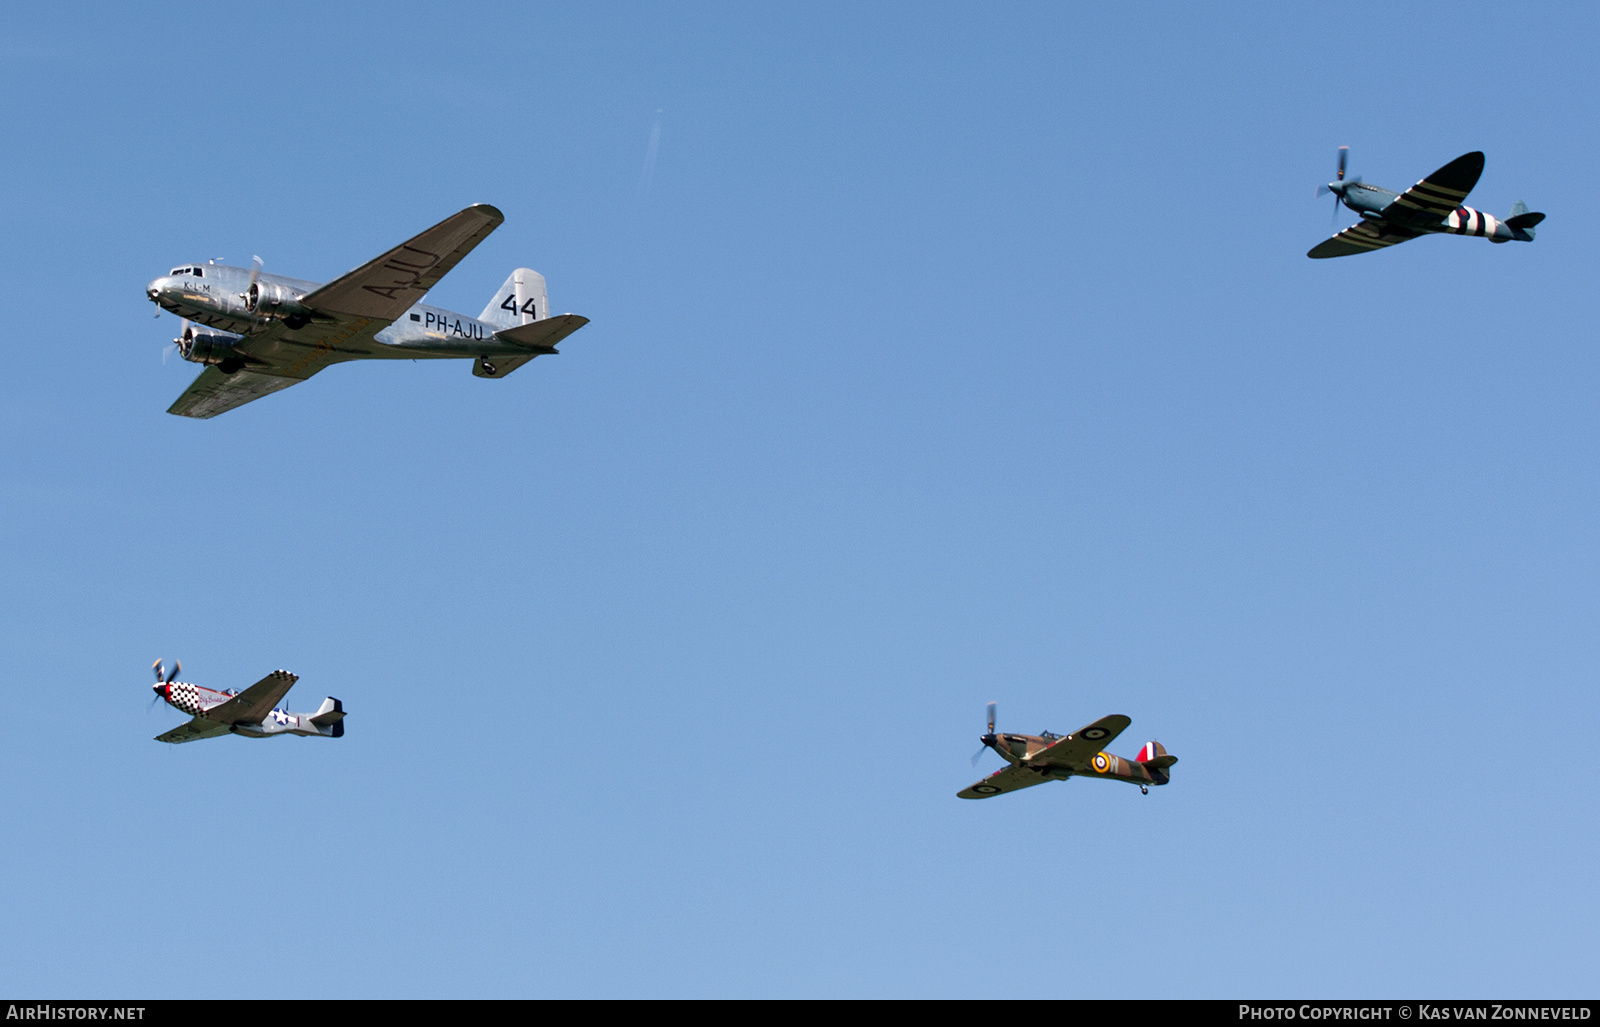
(958, 762, 1057, 799)
(168, 364, 320, 419)
(200, 670, 299, 726)
(155, 716, 233, 744)
(1383, 151, 1485, 228)
(1030, 714, 1132, 771)
(1307, 219, 1422, 259)
(301, 204, 505, 321)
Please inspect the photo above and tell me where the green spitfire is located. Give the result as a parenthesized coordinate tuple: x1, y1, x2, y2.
(1308, 148, 1545, 259)
(958, 702, 1177, 799)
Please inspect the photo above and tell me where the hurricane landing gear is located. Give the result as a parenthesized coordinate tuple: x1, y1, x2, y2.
(1140, 785, 1148, 795)
(218, 358, 245, 375)
(481, 360, 498, 376)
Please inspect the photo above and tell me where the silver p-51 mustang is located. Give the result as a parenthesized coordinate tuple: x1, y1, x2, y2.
(149, 659, 345, 744)
(146, 204, 589, 418)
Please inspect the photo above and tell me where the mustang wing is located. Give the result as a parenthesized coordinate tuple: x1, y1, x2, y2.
(301, 204, 505, 321)
(1307, 219, 1422, 259)
(1383, 151, 1485, 228)
(200, 671, 299, 726)
(155, 717, 233, 744)
(958, 762, 1059, 799)
(1030, 714, 1132, 771)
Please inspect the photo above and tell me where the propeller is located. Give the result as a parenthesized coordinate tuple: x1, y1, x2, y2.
(149, 658, 179, 711)
(241, 255, 263, 311)
(969, 701, 999, 767)
(1315, 146, 1361, 228)
(165, 318, 190, 364)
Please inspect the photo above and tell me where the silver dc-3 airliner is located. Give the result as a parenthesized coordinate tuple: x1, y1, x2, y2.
(146, 204, 588, 418)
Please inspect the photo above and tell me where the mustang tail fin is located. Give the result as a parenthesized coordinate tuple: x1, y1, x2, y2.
(1134, 740, 1177, 783)
(479, 268, 549, 329)
(1504, 200, 1545, 241)
(310, 697, 346, 737)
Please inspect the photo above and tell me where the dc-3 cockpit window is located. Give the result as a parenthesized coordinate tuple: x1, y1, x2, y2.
(170, 268, 186, 276)
(169, 267, 203, 277)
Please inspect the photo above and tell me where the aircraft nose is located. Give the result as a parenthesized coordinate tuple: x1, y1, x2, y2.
(146, 277, 170, 302)
(152, 681, 165, 696)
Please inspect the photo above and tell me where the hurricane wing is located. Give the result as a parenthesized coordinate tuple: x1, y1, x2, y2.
(957, 762, 1057, 799)
(1030, 714, 1132, 770)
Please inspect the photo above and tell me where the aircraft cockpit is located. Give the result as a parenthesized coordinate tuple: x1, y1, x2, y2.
(169, 266, 204, 278)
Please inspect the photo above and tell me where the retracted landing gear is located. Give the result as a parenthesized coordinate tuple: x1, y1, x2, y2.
(1140, 785, 1148, 795)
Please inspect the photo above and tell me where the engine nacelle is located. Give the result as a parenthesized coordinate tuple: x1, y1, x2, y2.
(177, 326, 247, 370)
(244, 280, 314, 327)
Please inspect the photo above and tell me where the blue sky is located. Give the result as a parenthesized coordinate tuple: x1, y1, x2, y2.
(2, 2, 1597, 997)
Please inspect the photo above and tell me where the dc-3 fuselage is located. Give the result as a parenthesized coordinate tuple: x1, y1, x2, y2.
(149, 660, 344, 744)
(145, 204, 589, 418)
(959, 704, 1176, 799)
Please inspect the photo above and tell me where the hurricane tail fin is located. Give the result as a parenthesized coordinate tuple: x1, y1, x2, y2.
(1134, 740, 1177, 783)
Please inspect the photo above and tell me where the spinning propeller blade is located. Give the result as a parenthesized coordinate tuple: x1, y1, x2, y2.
(165, 660, 180, 685)
(1337, 145, 1348, 181)
(971, 701, 999, 766)
(152, 658, 164, 683)
(241, 256, 263, 308)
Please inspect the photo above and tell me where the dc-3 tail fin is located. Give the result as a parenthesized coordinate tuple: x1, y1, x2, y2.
(479, 268, 549, 329)
(1134, 740, 1178, 783)
(310, 697, 345, 738)
(1504, 200, 1545, 240)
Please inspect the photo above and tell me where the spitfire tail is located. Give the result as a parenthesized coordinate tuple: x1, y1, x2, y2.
(1134, 740, 1177, 785)
(479, 269, 549, 329)
(1504, 200, 1545, 241)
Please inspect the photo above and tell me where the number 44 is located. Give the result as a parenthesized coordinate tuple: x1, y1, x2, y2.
(501, 295, 539, 316)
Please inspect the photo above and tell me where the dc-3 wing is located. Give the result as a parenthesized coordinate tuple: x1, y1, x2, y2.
(155, 717, 233, 744)
(167, 363, 319, 419)
(1031, 714, 1132, 770)
(301, 204, 505, 321)
(958, 762, 1059, 800)
(195, 670, 299, 726)
(167, 204, 505, 418)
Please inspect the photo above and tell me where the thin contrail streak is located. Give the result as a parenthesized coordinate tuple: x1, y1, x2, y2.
(638, 112, 662, 198)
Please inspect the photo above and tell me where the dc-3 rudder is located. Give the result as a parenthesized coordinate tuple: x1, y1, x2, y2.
(1308, 147, 1545, 258)
(146, 204, 589, 418)
(149, 659, 345, 744)
(958, 702, 1176, 799)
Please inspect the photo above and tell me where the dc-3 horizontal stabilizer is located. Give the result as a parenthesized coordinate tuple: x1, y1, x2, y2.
(148, 661, 346, 744)
(958, 703, 1176, 799)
